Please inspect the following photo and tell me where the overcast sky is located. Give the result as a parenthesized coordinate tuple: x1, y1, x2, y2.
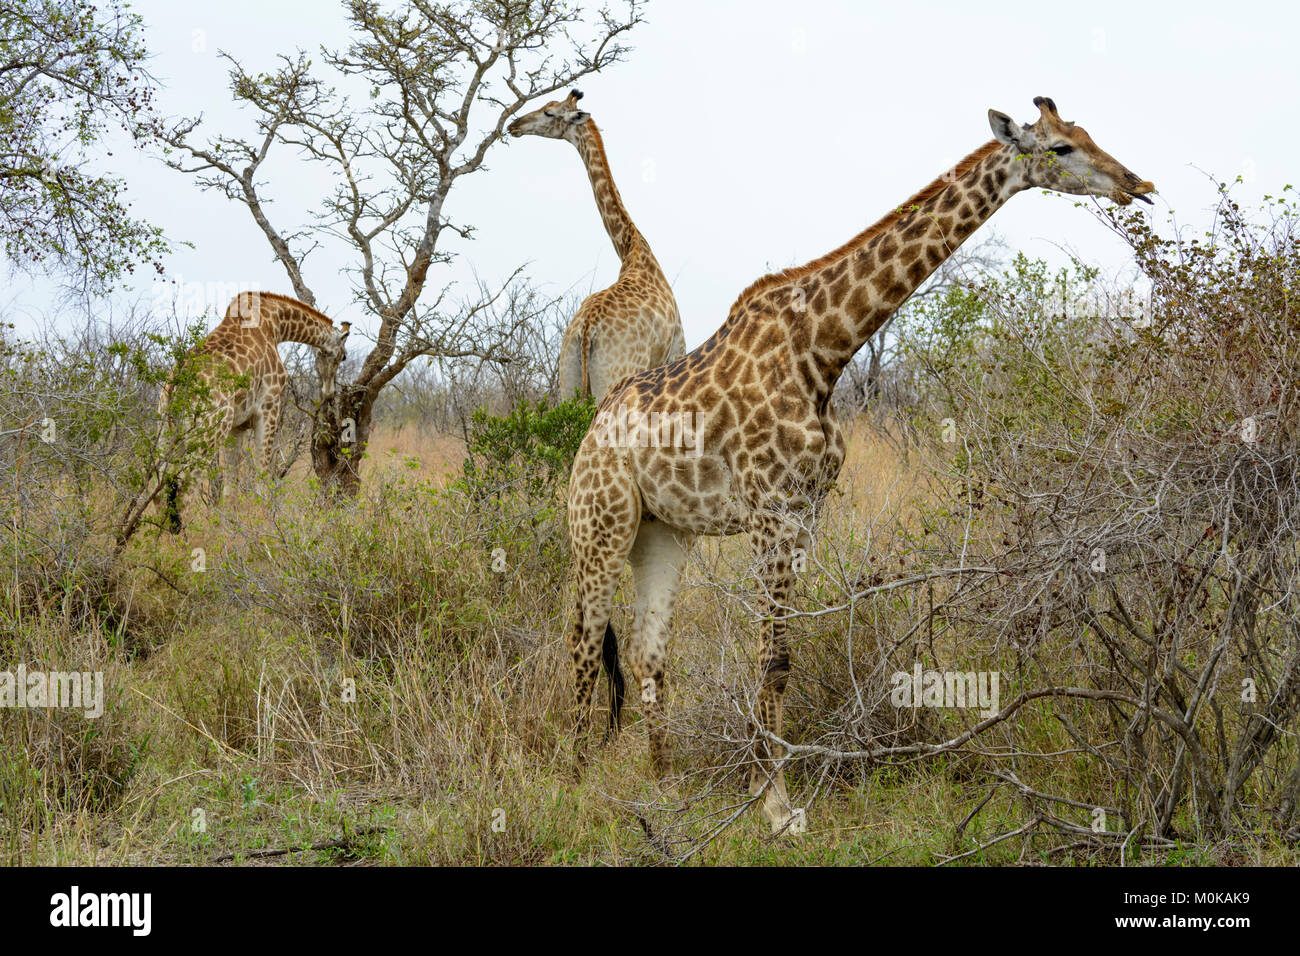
(6, 0, 1296, 348)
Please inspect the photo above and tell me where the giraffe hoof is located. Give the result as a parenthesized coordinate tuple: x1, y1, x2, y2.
(652, 773, 685, 805)
(766, 805, 806, 837)
(769, 806, 800, 837)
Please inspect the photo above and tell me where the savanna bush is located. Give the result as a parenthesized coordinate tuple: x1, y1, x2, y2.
(0, 316, 205, 642)
(879, 183, 1300, 841)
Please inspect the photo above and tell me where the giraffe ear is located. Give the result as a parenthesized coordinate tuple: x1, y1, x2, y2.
(988, 109, 1025, 148)
(569, 110, 590, 125)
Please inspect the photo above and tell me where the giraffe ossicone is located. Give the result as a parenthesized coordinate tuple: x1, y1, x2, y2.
(508, 89, 686, 401)
(563, 97, 1154, 834)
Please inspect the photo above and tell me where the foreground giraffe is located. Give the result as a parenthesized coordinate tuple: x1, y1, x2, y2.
(508, 90, 686, 400)
(161, 291, 348, 532)
(566, 97, 1154, 832)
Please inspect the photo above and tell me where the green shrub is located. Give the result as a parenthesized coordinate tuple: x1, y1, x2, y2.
(458, 395, 596, 500)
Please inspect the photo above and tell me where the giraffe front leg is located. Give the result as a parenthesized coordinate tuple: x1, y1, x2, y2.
(252, 395, 282, 497)
(203, 404, 236, 506)
(752, 631, 797, 834)
(170, 403, 234, 525)
(218, 428, 244, 502)
(749, 526, 801, 835)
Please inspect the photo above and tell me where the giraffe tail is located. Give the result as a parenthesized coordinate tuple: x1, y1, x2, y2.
(602, 621, 625, 737)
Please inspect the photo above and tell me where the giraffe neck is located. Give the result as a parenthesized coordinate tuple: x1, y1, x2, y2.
(570, 121, 643, 262)
(264, 297, 340, 350)
(746, 140, 1027, 398)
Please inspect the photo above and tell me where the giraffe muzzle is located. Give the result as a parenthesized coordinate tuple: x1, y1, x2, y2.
(1113, 181, 1155, 206)
(1125, 177, 1156, 205)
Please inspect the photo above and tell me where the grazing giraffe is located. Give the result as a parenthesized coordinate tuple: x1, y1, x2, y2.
(161, 291, 349, 532)
(508, 89, 686, 401)
(565, 97, 1154, 832)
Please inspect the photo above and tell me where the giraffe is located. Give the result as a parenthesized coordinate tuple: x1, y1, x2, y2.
(564, 97, 1154, 832)
(508, 89, 686, 401)
(160, 291, 349, 532)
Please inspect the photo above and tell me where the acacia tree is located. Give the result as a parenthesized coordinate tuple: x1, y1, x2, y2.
(0, 0, 167, 291)
(163, 0, 644, 495)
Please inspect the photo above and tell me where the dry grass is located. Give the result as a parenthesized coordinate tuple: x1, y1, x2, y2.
(0, 420, 1294, 867)
(358, 425, 468, 482)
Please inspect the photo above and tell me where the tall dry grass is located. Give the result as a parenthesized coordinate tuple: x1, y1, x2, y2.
(1, 414, 989, 866)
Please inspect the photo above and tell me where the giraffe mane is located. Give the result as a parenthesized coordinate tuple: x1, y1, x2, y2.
(727, 139, 1003, 315)
(229, 291, 341, 327)
(579, 122, 634, 222)
(575, 118, 645, 260)
(581, 119, 612, 173)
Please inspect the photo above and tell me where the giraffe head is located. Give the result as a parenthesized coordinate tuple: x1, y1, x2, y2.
(316, 322, 349, 400)
(988, 97, 1155, 206)
(507, 89, 590, 143)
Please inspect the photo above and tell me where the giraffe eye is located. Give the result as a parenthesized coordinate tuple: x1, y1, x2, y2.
(544, 111, 555, 118)
(1050, 145, 1074, 156)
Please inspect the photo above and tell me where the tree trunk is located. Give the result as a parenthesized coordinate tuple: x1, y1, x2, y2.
(865, 337, 883, 403)
(311, 383, 373, 498)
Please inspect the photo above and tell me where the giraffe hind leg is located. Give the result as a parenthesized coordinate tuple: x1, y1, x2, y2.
(253, 392, 282, 493)
(626, 518, 692, 777)
(567, 572, 626, 772)
(566, 456, 639, 771)
(556, 318, 586, 400)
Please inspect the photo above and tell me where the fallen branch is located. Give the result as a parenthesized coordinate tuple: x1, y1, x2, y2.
(211, 826, 390, 863)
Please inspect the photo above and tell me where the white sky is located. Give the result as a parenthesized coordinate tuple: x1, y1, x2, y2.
(5, 0, 1296, 349)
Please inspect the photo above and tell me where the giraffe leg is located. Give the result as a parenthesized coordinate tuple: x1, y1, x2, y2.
(252, 396, 281, 494)
(218, 424, 246, 502)
(748, 523, 800, 834)
(566, 455, 639, 771)
(626, 519, 693, 777)
(171, 403, 234, 521)
(556, 318, 586, 400)
(222, 439, 238, 496)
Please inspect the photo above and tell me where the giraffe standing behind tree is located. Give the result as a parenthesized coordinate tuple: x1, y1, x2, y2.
(160, 291, 349, 532)
(563, 97, 1155, 833)
(508, 90, 686, 401)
